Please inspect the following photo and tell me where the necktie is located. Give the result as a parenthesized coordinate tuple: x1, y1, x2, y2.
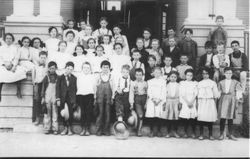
(66, 75, 69, 86)
(125, 78, 128, 88)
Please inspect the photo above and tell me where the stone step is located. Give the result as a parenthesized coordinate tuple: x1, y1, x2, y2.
(0, 106, 32, 118)
(2, 83, 33, 96)
(0, 96, 33, 107)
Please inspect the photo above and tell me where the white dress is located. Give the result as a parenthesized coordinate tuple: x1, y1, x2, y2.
(197, 79, 219, 122)
(45, 38, 60, 52)
(179, 80, 198, 119)
(90, 55, 108, 73)
(102, 44, 114, 60)
(18, 47, 35, 72)
(65, 41, 77, 55)
(145, 78, 167, 119)
(0, 45, 26, 83)
(49, 51, 72, 75)
(86, 49, 96, 58)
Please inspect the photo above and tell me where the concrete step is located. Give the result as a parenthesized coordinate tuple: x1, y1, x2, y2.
(0, 106, 32, 118)
(0, 96, 33, 107)
(2, 83, 33, 96)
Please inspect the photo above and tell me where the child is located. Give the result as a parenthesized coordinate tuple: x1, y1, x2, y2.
(78, 19, 87, 42)
(56, 62, 77, 135)
(101, 35, 113, 59)
(76, 62, 95, 136)
(213, 42, 230, 83)
(45, 26, 60, 52)
(129, 68, 148, 136)
(112, 24, 129, 47)
(65, 31, 77, 55)
(114, 64, 131, 124)
(179, 69, 198, 138)
(131, 37, 149, 67)
(114, 36, 130, 56)
(70, 45, 88, 76)
(163, 37, 180, 67)
(165, 71, 180, 138)
(176, 54, 193, 80)
(130, 50, 145, 81)
(208, 15, 228, 49)
(32, 51, 48, 125)
(86, 38, 96, 57)
(63, 19, 79, 43)
(142, 28, 152, 49)
(79, 24, 96, 49)
(93, 17, 113, 44)
(162, 26, 180, 53)
(91, 45, 108, 74)
(31, 37, 46, 65)
(197, 67, 220, 140)
(95, 60, 115, 136)
(161, 56, 177, 82)
(179, 29, 198, 68)
(218, 67, 243, 140)
(229, 40, 249, 93)
(145, 55, 157, 81)
(145, 67, 167, 137)
(41, 61, 59, 134)
(147, 39, 163, 66)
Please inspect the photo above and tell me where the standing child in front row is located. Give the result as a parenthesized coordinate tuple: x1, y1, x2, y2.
(145, 55, 157, 81)
(218, 67, 243, 141)
(130, 50, 145, 81)
(176, 54, 193, 81)
(179, 69, 198, 138)
(145, 67, 167, 137)
(56, 62, 77, 136)
(32, 51, 48, 125)
(165, 71, 180, 138)
(197, 67, 220, 140)
(41, 61, 59, 134)
(129, 68, 148, 136)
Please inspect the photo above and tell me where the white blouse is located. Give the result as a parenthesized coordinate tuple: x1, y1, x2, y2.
(76, 73, 96, 95)
(0, 44, 19, 66)
(45, 38, 60, 52)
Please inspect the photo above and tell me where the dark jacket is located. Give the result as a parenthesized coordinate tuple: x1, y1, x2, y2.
(229, 51, 249, 71)
(179, 38, 198, 68)
(132, 47, 149, 67)
(41, 73, 58, 98)
(56, 74, 77, 105)
(163, 46, 181, 67)
(198, 53, 215, 68)
(162, 37, 180, 53)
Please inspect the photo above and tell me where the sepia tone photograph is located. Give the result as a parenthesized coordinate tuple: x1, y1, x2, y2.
(0, 0, 249, 157)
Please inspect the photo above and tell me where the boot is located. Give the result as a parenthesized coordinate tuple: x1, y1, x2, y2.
(85, 128, 90, 136)
(218, 134, 224, 140)
(34, 117, 40, 126)
(60, 127, 68, 135)
(80, 128, 86, 136)
(228, 134, 237, 141)
(67, 126, 73, 136)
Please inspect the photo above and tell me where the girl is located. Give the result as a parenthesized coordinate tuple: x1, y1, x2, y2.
(45, 26, 60, 52)
(31, 37, 46, 65)
(179, 69, 198, 138)
(17, 36, 36, 72)
(91, 45, 108, 74)
(165, 71, 181, 138)
(65, 31, 77, 55)
(145, 67, 167, 137)
(131, 37, 149, 67)
(78, 20, 87, 42)
(112, 25, 129, 48)
(0, 33, 26, 100)
(130, 50, 145, 81)
(147, 39, 163, 66)
(76, 62, 96, 136)
(70, 45, 89, 76)
(218, 67, 242, 141)
(161, 56, 177, 82)
(93, 17, 113, 44)
(197, 67, 220, 140)
(115, 36, 130, 56)
(142, 28, 152, 49)
(86, 38, 97, 58)
(101, 35, 114, 59)
(79, 24, 96, 49)
(63, 19, 79, 43)
(145, 55, 157, 81)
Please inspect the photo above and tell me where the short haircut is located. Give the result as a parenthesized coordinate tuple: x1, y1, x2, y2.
(103, 34, 112, 42)
(58, 41, 67, 49)
(163, 55, 172, 60)
(148, 54, 156, 61)
(65, 61, 74, 68)
(79, 19, 86, 23)
(201, 67, 212, 78)
(184, 68, 194, 75)
(67, 19, 75, 24)
(113, 24, 122, 30)
(184, 28, 193, 34)
(4, 33, 15, 42)
(39, 51, 48, 57)
(204, 41, 213, 48)
(82, 61, 91, 68)
(48, 26, 58, 34)
(167, 26, 175, 31)
(143, 27, 152, 34)
(217, 41, 225, 47)
(100, 17, 108, 22)
(224, 67, 233, 72)
(95, 45, 104, 50)
(151, 38, 160, 44)
(169, 70, 179, 77)
(121, 64, 130, 71)
(135, 68, 144, 75)
(136, 37, 144, 42)
(100, 60, 111, 68)
(31, 37, 42, 47)
(231, 40, 240, 46)
(216, 15, 224, 21)
(180, 54, 188, 58)
(113, 42, 123, 49)
(131, 49, 140, 55)
(66, 30, 75, 37)
(48, 61, 57, 68)
(87, 38, 96, 44)
(153, 66, 162, 73)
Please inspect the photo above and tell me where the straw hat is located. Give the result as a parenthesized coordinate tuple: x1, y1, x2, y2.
(127, 110, 138, 128)
(113, 121, 129, 140)
(60, 103, 69, 120)
(73, 106, 81, 121)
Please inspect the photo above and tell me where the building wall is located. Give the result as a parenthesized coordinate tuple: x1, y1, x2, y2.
(60, 0, 75, 23)
(236, 0, 249, 28)
(0, 0, 13, 22)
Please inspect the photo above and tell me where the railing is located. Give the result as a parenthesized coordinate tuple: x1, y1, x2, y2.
(0, 21, 5, 38)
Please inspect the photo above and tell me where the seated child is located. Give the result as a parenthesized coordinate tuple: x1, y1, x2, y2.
(145, 55, 157, 81)
(163, 37, 180, 67)
(86, 38, 97, 58)
(63, 19, 79, 43)
(101, 34, 114, 59)
(176, 54, 193, 80)
(65, 31, 77, 55)
(161, 56, 177, 82)
(93, 17, 112, 45)
(131, 37, 149, 67)
(91, 45, 108, 74)
(147, 39, 163, 66)
(130, 50, 145, 81)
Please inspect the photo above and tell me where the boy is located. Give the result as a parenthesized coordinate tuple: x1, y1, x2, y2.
(131, 38, 149, 67)
(142, 28, 152, 49)
(176, 54, 193, 80)
(63, 19, 79, 43)
(93, 17, 113, 44)
(162, 26, 180, 53)
(161, 56, 177, 81)
(41, 61, 59, 134)
(229, 40, 249, 93)
(179, 29, 198, 69)
(208, 15, 228, 49)
(130, 50, 145, 81)
(56, 61, 77, 135)
(163, 37, 181, 67)
(129, 68, 147, 136)
(114, 64, 131, 124)
(95, 60, 115, 136)
(32, 51, 48, 125)
(65, 31, 77, 55)
(78, 19, 87, 43)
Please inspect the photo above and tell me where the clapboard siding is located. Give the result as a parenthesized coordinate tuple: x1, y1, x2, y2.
(60, 0, 75, 22)
(174, 0, 188, 37)
(2, 83, 33, 96)
(236, 0, 249, 27)
(0, 0, 13, 22)
(0, 107, 32, 118)
(0, 96, 33, 107)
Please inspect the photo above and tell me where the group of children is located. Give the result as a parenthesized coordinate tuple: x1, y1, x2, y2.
(0, 15, 248, 140)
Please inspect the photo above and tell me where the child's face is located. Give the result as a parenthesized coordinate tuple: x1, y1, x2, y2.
(135, 72, 143, 81)
(50, 28, 57, 38)
(5, 35, 13, 45)
(164, 57, 172, 66)
(80, 21, 86, 30)
(167, 29, 175, 37)
(151, 41, 159, 50)
(113, 27, 121, 35)
(185, 31, 192, 39)
(103, 36, 110, 44)
(168, 38, 176, 47)
(101, 65, 110, 74)
(136, 40, 144, 48)
(22, 39, 30, 47)
(169, 73, 177, 82)
(39, 55, 47, 64)
(67, 33, 74, 42)
(68, 21, 74, 29)
(96, 47, 104, 56)
(48, 65, 56, 74)
(33, 39, 41, 49)
(82, 64, 91, 74)
(88, 40, 96, 49)
(148, 57, 156, 67)
(180, 56, 188, 64)
(154, 69, 162, 78)
(225, 70, 233, 79)
(85, 26, 92, 35)
(185, 72, 193, 81)
(65, 66, 74, 75)
(205, 47, 213, 54)
(76, 47, 83, 55)
(132, 52, 141, 61)
(231, 43, 240, 52)
(115, 37, 124, 45)
(100, 20, 108, 28)
(57, 34, 63, 41)
(202, 70, 209, 79)
(114, 45, 122, 55)
(121, 69, 129, 78)
(143, 30, 151, 39)
(217, 45, 225, 54)
(59, 43, 67, 52)
(216, 19, 224, 27)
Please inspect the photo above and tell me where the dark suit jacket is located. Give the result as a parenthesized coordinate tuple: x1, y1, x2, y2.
(163, 46, 181, 67)
(198, 53, 215, 68)
(56, 74, 77, 105)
